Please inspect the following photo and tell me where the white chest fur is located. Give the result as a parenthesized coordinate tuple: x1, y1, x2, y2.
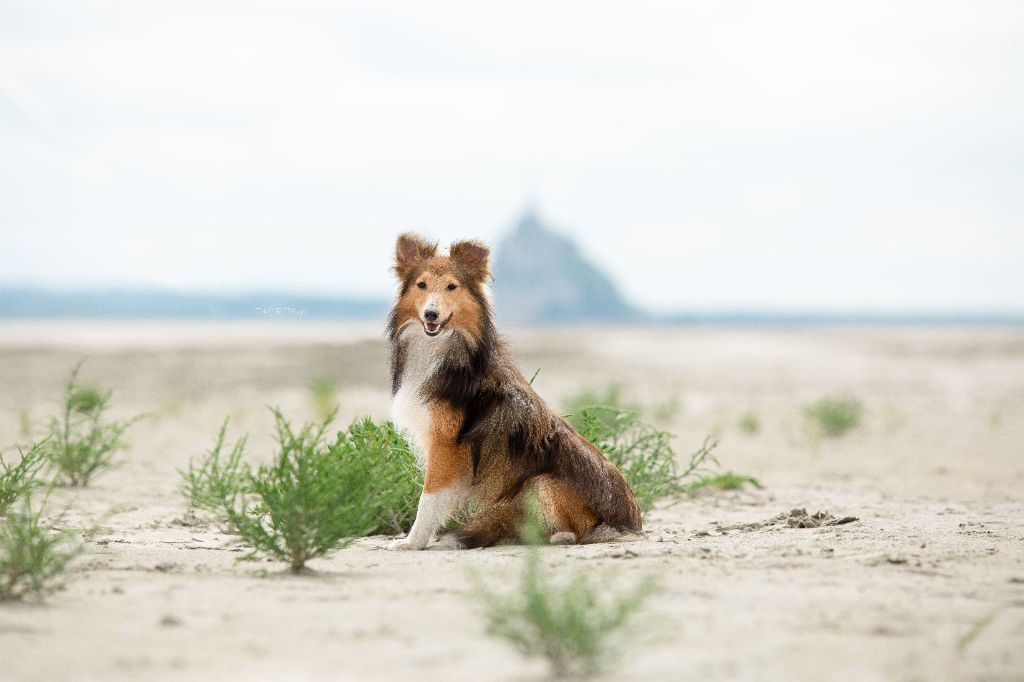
(390, 327, 447, 463)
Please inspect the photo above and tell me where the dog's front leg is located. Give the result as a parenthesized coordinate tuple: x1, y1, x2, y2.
(389, 483, 467, 550)
(388, 414, 472, 550)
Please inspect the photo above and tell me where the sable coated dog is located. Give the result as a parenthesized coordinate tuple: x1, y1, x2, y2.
(386, 233, 642, 550)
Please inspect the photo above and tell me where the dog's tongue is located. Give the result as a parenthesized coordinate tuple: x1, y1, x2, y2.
(426, 322, 439, 333)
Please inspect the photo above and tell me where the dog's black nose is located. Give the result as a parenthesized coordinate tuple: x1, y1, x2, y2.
(424, 309, 439, 322)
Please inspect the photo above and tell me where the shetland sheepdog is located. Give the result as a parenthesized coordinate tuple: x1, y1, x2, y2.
(386, 233, 642, 550)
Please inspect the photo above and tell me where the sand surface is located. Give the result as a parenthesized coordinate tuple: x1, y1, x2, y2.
(0, 321, 1022, 681)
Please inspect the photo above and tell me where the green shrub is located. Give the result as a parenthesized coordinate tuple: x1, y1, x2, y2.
(575, 406, 718, 512)
(334, 417, 421, 535)
(805, 397, 862, 437)
(0, 442, 47, 516)
(180, 419, 251, 519)
(225, 409, 378, 572)
(41, 363, 141, 486)
(737, 412, 760, 434)
(476, 507, 659, 678)
(687, 471, 762, 493)
(201, 409, 420, 572)
(0, 496, 78, 601)
(183, 413, 421, 540)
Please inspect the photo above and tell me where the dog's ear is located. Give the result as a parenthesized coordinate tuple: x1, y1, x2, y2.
(449, 240, 491, 281)
(394, 233, 437, 280)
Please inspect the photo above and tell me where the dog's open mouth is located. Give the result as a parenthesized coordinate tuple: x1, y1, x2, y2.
(423, 313, 452, 337)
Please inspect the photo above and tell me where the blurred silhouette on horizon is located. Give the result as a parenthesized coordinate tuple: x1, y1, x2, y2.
(492, 210, 641, 325)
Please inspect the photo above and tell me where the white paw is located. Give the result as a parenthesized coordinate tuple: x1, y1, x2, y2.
(387, 538, 414, 551)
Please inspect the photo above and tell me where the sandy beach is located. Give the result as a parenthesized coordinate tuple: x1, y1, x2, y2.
(0, 321, 1021, 681)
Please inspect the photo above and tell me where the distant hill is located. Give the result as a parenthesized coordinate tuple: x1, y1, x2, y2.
(491, 211, 642, 324)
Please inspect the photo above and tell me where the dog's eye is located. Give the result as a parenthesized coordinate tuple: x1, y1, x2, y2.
(417, 282, 426, 289)
(447, 283, 457, 291)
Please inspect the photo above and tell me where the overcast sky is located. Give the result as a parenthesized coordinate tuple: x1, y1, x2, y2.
(1, 1, 1022, 313)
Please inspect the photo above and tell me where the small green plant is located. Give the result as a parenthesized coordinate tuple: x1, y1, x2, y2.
(67, 383, 104, 414)
(41, 363, 142, 486)
(475, 502, 659, 677)
(180, 420, 251, 519)
(737, 412, 760, 434)
(0, 496, 78, 601)
(0, 442, 48, 517)
(805, 397, 862, 437)
(478, 553, 658, 677)
(309, 375, 339, 420)
(687, 471, 762, 494)
(225, 409, 381, 572)
(575, 406, 718, 512)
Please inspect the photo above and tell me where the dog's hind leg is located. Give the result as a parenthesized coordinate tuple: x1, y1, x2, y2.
(447, 476, 602, 549)
(447, 499, 524, 549)
(533, 475, 599, 545)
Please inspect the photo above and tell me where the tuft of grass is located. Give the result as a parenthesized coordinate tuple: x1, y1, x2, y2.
(737, 412, 761, 434)
(687, 471, 762, 494)
(805, 397, 862, 438)
(309, 375, 339, 420)
(180, 419, 251, 519)
(41, 363, 142, 486)
(475, 503, 659, 677)
(0, 495, 78, 601)
(0, 441, 48, 517)
(575, 405, 718, 513)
